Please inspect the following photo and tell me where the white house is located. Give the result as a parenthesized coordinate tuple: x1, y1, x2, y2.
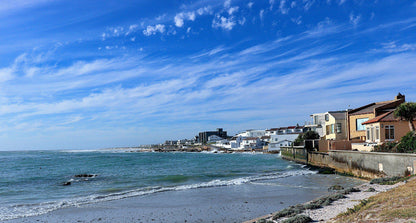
(237, 129, 266, 138)
(267, 133, 299, 152)
(229, 136, 243, 149)
(208, 135, 224, 143)
(305, 113, 326, 137)
(240, 137, 262, 150)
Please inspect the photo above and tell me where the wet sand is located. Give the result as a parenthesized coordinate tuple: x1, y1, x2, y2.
(5, 174, 363, 223)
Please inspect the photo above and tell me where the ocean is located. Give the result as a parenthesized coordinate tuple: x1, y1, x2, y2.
(0, 150, 363, 221)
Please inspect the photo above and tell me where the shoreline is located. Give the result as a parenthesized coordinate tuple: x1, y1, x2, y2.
(247, 179, 406, 223)
(4, 173, 363, 223)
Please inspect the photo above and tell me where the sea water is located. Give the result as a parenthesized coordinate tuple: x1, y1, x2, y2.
(0, 150, 360, 221)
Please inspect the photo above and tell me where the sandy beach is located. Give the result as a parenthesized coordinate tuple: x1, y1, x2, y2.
(4, 174, 363, 223)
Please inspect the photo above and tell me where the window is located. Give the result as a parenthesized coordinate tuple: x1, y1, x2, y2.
(366, 127, 370, 141)
(371, 127, 375, 141)
(314, 116, 318, 125)
(325, 114, 329, 121)
(331, 124, 335, 134)
(326, 125, 330, 135)
(385, 125, 395, 140)
(375, 127, 380, 140)
(356, 118, 369, 131)
(336, 123, 342, 133)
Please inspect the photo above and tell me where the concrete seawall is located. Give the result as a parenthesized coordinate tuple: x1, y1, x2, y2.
(281, 146, 416, 178)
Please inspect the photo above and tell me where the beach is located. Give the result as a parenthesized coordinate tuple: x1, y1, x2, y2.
(4, 173, 364, 223)
(248, 177, 412, 223)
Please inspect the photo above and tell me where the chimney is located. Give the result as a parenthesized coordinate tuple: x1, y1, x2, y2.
(395, 93, 405, 102)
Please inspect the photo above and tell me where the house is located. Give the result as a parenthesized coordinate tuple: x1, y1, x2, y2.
(237, 129, 266, 137)
(268, 134, 298, 152)
(207, 135, 224, 143)
(265, 128, 279, 136)
(362, 110, 416, 145)
(260, 135, 271, 143)
(240, 137, 262, 150)
(347, 94, 405, 141)
(324, 111, 348, 140)
(305, 113, 326, 137)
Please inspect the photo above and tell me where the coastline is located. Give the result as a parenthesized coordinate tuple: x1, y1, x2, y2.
(248, 178, 408, 223)
(4, 173, 363, 223)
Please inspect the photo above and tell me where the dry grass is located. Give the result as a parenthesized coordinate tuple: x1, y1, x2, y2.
(334, 176, 416, 223)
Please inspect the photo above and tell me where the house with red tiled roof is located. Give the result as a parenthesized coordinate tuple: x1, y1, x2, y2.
(362, 110, 416, 144)
(347, 93, 405, 141)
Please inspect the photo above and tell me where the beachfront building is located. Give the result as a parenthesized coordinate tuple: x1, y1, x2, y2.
(265, 128, 279, 136)
(362, 110, 416, 147)
(198, 128, 228, 144)
(347, 94, 405, 141)
(323, 111, 348, 140)
(236, 129, 266, 138)
(207, 135, 224, 143)
(240, 137, 262, 150)
(305, 113, 326, 138)
(268, 134, 298, 152)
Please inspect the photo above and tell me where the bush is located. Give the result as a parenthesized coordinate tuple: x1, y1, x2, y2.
(282, 215, 313, 223)
(373, 141, 398, 152)
(395, 131, 416, 153)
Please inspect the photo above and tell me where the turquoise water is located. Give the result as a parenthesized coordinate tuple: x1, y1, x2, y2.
(0, 150, 338, 220)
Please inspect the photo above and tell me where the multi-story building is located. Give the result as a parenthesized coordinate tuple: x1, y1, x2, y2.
(198, 128, 228, 144)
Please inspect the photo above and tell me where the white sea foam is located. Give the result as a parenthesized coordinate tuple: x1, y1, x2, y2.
(0, 168, 316, 221)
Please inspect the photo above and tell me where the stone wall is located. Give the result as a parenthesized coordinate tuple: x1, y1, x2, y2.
(281, 146, 308, 164)
(309, 150, 416, 178)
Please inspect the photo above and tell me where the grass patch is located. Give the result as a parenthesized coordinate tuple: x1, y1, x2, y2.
(334, 176, 416, 222)
(382, 208, 416, 219)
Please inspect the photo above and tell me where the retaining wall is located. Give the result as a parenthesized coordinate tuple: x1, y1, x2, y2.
(309, 150, 416, 178)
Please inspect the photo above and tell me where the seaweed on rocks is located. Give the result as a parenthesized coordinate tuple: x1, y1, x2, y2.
(370, 176, 403, 185)
(256, 219, 274, 223)
(282, 215, 313, 223)
(273, 206, 303, 219)
(342, 187, 361, 194)
(365, 187, 376, 192)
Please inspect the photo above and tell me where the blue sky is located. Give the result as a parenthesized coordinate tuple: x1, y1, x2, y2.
(1, 0, 416, 150)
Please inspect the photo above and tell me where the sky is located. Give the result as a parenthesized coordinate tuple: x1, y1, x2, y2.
(0, 0, 416, 150)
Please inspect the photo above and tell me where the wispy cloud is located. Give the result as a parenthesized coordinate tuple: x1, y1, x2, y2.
(143, 24, 166, 36)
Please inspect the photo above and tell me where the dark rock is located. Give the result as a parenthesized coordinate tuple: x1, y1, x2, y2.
(75, 174, 97, 178)
(328, 185, 344, 191)
(63, 181, 71, 186)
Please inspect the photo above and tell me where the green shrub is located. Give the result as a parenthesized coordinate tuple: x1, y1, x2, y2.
(395, 131, 416, 153)
(373, 141, 398, 152)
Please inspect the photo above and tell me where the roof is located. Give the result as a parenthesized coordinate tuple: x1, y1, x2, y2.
(243, 137, 259, 140)
(267, 128, 279, 131)
(328, 111, 347, 120)
(361, 110, 399, 124)
(348, 96, 405, 116)
(261, 136, 271, 139)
